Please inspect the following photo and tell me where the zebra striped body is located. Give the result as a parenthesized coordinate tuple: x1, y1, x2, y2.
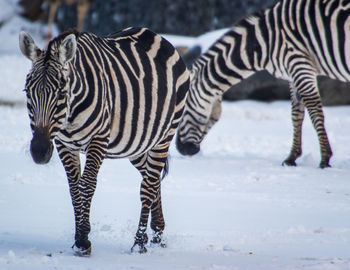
(20, 27, 189, 255)
(177, 0, 350, 167)
(56, 29, 186, 158)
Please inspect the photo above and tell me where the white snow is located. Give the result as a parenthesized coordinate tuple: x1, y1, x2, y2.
(1, 7, 350, 270)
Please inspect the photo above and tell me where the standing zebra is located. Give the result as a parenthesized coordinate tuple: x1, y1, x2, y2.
(176, 0, 350, 168)
(19, 27, 189, 255)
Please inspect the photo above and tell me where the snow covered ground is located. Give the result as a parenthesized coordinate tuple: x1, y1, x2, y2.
(1, 7, 350, 270)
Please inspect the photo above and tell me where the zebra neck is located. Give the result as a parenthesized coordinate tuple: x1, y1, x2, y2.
(193, 19, 268, 95)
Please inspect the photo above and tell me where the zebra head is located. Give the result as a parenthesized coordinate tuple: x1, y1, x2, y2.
(176, 69, 222, 156)
(19, 31, 77, 164)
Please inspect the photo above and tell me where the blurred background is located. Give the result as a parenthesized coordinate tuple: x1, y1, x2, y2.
(2, 0, 350, 105)
(19, 0, 278, 36)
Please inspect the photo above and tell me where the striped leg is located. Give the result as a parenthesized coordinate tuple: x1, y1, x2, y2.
(130, 144, 170, 253)
(76, 138, 108, 255)
(283, 86, 305, 166)
(56, 140, 83, 251)
(57, 137, 108, 256)
(289, 71, 332, 168)
(150, 189, 166, 247)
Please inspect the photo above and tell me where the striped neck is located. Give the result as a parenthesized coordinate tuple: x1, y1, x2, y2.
(192, 14, 268, 95)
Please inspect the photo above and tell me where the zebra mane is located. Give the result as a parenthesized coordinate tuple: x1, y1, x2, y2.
(233, 10, 263, 28)
(232, 1, 277, 28)
(44, 29, 80, 64)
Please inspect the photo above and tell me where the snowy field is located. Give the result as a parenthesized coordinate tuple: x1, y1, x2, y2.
(1, 7, 350, 270)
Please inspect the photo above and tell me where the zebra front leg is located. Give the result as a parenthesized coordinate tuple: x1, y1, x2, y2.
(75, 138, 108, 256)
(283, 87, 305, 166)
(55, 140, 84, 253)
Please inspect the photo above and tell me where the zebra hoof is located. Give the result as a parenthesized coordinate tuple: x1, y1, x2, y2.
(282, 159, 297, 166)
(73, 245, 91, 257)
(131, 232, 148, 254)
(319, 162, 331, 169)
(131, 243, 147, 254)
(150, 234, 167, 248)
(151, 241, 167, 248)
(72, 239, 91, 257)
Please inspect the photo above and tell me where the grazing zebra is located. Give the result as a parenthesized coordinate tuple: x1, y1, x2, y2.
(176, 0, 350, 168)
(19, 27, 189, 255)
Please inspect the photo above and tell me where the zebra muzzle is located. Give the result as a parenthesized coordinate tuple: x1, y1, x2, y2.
(176, 135, 200, 156)
(30, 127, 53, 164)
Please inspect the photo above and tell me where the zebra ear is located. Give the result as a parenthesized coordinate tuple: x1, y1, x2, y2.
(19, 31, 42, 61)
(58, 34, 77, 65)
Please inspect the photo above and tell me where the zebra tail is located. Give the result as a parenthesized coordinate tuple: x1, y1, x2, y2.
(161, 156, 169, 180)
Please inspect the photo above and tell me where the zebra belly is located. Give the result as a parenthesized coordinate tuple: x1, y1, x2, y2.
(105, 111, 174, 159)
(105, 136, 162, 159)
(56, 111, 172, 156)
(57, 97, 176, 158)
(56, 123, 169, 158)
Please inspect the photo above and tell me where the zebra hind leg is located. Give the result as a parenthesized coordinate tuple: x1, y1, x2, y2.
(289, 72, 332, 168)
(303, 83, 332, 168)
(130, 175, 154, 254)
(150, 189, 166, 247)
(129, 147, 169, 253)
(283, 87, 305, 166)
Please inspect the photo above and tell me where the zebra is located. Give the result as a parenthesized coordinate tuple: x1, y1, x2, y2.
(19, 27, 190, 256)
(176, 0, 350, 168)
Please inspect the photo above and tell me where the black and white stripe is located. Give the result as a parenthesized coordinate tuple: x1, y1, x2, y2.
(20, 27, 189, 255)
(176, 0, 350, 168)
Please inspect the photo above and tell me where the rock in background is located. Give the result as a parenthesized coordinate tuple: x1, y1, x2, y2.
(222, 72, 350, 106)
